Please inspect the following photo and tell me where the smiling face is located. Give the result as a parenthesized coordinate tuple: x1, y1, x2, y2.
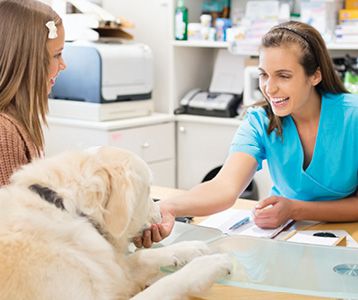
(258, 44, 322, 118)
(46, 24, 66, 94)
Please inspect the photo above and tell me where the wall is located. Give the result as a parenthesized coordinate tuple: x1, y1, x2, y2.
(102, 0, 173, 113)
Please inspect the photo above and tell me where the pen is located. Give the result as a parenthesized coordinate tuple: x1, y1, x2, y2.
(229, 216, 250, 231)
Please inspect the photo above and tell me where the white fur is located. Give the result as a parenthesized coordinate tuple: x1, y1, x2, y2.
(0, 147, 232, 300)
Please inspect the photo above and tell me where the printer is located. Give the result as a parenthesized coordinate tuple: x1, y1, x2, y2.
(50, 41, 154, 121)
(51, 41, 153, 103)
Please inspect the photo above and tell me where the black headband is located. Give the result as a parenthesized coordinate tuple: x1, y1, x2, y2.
(274, 26, 312, 47)
(274, 26, 319, 65)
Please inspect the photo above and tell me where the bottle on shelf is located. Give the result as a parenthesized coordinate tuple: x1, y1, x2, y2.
(175, 0, 188, 40)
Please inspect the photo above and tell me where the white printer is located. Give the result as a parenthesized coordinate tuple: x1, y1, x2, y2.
(50, 41, 154, 121)
(51, 41, 153, 103)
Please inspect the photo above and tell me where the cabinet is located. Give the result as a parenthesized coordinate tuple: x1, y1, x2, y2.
(176, 115, 272, 199)
(44, 114, 176, 187)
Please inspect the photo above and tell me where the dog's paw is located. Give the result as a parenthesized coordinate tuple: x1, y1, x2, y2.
(166, 241, 212, 267)
(174, 253, 233, 295)
(190, 253, 232, 279)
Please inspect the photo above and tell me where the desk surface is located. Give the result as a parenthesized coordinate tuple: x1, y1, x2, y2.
(151, 186, 358, 300)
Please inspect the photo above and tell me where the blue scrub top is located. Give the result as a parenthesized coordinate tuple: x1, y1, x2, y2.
(230, 93, 358, 201)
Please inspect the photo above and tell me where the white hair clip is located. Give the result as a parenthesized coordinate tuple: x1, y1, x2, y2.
(45, 21, 58, 39)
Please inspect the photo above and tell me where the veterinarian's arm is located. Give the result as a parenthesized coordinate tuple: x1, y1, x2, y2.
(134, 153, 258, 248)
(162, 153, 257, 217)
(138, 153, 257, 247)
(254, 189, 358, 228)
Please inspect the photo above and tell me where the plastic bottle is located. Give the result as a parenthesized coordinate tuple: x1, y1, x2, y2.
(175, 0, 188, 40)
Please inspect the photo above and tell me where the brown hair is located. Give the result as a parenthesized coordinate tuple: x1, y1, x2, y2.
(258, 21, 348, 137)
(0, 0, 62, 152)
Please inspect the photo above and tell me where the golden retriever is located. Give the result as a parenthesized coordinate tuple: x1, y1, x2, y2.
(0, 146, 231, 300)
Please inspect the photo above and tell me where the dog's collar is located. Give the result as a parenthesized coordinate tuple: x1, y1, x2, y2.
(29, 184, 65, 210)
(28, 184, 115, 244)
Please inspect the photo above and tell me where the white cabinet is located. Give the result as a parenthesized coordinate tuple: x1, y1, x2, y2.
(44, 114, 176, 187)
(176, 117, 238, 189)
(176, 115, 272, 199)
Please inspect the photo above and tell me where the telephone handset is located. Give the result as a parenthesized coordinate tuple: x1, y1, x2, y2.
(174, 88, 202, 114)
(174, 88, 242, 118)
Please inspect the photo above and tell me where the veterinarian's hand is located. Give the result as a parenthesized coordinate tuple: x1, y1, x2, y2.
(253, 196, 295, 228)
(133, 204, 175, 248)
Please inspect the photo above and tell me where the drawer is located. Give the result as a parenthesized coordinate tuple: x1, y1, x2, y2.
(108, 122, 175, 163)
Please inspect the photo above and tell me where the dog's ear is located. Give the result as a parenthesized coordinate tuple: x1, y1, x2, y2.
(102, 165, 134, 239)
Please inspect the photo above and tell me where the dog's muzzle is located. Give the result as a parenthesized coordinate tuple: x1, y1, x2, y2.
(141, 200, 162, 231)
(152, 200, 162, 224)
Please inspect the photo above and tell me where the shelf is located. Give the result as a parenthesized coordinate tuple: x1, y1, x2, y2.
(175, 114, 242, 126)
(326, 43, 358, 50)
(172, 40, 228, 48)
(47, 113, 175, 130)
(172, 40, 358, 53)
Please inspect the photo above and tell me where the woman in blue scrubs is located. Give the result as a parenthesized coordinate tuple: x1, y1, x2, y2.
(135, 21, 358, 248)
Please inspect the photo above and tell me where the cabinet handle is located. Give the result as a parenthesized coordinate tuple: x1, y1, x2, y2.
(142, 142, 150, 148)
(179, 126, 186, 133)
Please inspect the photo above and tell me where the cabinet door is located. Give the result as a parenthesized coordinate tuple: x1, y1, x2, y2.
(177, 121, 237, 189)
(176, 120, 272, 198)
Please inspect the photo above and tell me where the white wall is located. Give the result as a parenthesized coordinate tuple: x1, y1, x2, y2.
(102, 0, 173, 113)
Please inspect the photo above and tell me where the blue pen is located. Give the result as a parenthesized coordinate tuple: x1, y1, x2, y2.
(228, 216, 251, 230)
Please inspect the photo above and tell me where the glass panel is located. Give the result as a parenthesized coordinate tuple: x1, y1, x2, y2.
(209, 235, 358, 299)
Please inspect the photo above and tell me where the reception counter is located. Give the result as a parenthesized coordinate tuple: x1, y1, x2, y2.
(151, 186, 358, 300)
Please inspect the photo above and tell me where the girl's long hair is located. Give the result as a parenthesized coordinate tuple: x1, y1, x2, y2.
(0, 0, 62, 151)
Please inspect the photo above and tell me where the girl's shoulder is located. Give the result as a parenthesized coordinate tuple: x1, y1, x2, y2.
(0, 113, 25, 134)
(0, 113, 20, 131)
(0, 113, 26, 148)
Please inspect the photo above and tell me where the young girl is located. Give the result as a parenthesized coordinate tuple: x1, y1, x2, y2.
(136, 21, 358, 248)
(0, 0, 66, 186)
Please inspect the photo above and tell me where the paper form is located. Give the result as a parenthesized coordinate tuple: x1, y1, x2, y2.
(198, 208, 294, 238)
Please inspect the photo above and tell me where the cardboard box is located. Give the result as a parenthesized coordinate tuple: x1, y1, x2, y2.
(339, 9, 358, 21)
(345, 0, 358, 9)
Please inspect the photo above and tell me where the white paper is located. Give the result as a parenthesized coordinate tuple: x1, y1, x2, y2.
(286, 230, 358, 248)
(198, 208, 293, 239)
(238, 219, 294, 238)
(199, 209, 252, 233)
(209, 50, 245, 94)
(287, 233, 340, 246)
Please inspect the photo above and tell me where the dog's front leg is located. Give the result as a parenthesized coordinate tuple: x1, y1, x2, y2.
(127, 241, 212, 290)
(130, 253, 232, 300)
